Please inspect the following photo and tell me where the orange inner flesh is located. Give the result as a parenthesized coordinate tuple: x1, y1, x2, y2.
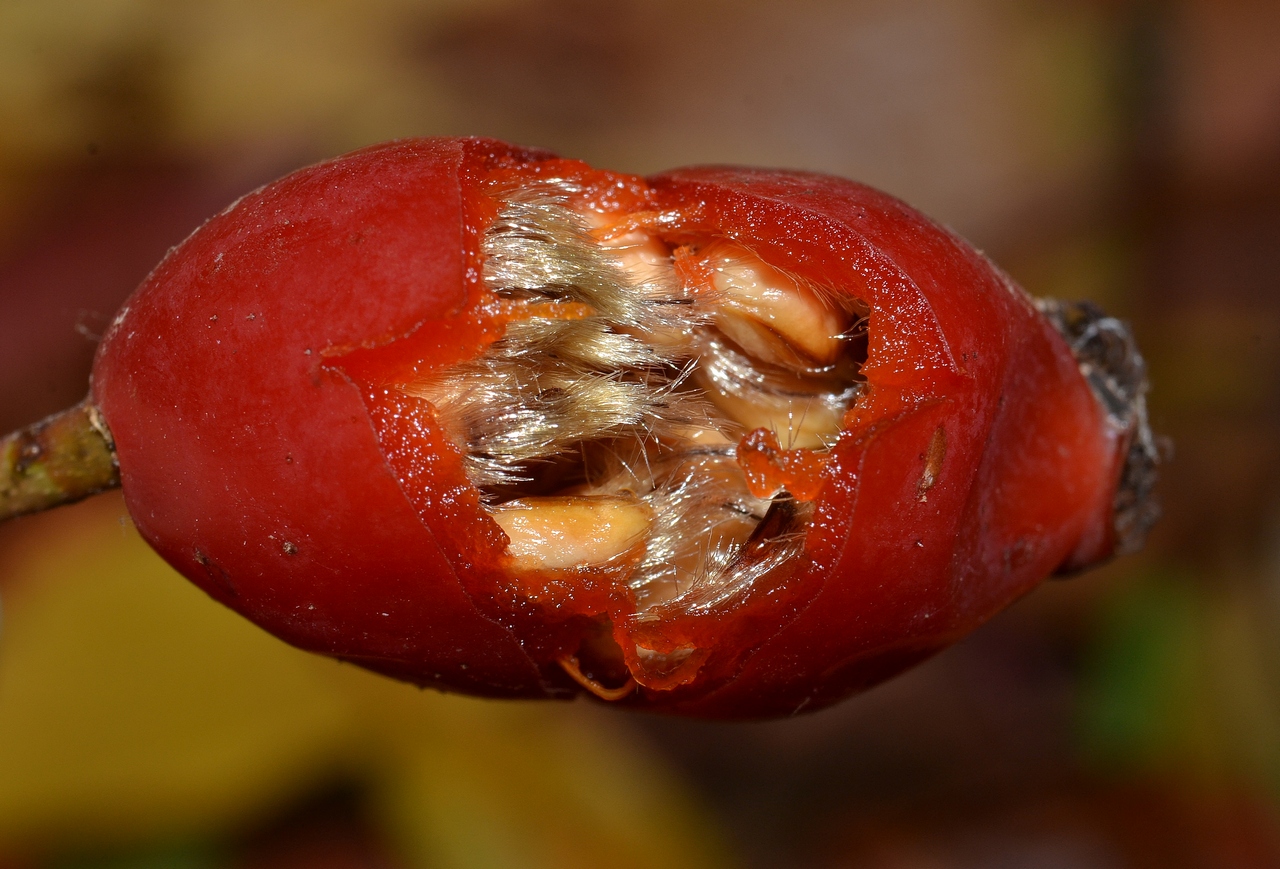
(406, 172, 869, 691)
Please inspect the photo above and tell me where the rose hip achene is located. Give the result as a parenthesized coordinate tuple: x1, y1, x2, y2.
(0, 137, 1158, 718)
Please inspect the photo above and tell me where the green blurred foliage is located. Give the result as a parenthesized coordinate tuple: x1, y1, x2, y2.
(1079, 568, 1280, 797)
(51, 844, 222, 869)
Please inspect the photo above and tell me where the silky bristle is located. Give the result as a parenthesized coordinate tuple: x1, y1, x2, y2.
(483, 187, 693, 339)
(406, 181, 715, 489)
(626, 453, 770, 609)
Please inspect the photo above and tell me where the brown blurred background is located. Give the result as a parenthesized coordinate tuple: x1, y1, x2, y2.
(1, 1, 1279, 867)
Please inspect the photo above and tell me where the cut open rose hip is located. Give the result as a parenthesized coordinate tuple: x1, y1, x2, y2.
(0, 138, 1160, 718)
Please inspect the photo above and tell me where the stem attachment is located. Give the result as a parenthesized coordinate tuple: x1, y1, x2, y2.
(0, 400, 120, 523)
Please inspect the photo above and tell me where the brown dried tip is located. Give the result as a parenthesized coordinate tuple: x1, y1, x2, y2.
(1036, 298, 1163, 557)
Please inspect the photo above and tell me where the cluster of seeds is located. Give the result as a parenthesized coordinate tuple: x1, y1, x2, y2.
(409, 176, 867, 615)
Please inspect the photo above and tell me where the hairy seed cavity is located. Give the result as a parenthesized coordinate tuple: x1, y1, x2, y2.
(407, 177, 868, 635)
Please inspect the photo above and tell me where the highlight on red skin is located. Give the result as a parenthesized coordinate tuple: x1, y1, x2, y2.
(79, 137, 1156, 718)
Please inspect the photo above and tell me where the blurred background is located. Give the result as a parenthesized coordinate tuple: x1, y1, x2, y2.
(1, 1, 1278, 866)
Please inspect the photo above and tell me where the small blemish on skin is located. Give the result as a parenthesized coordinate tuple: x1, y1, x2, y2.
(14, 436, 42, 471)
(282, 541, 298, 555)
(194, 548, 237, 596)
(916, 426, 946, 502)
(208, 314, 218, 324)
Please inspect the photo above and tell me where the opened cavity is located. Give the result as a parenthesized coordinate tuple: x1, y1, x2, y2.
(407, 175, 869, 621)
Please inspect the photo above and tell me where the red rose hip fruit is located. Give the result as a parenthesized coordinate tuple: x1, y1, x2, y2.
(2, 138, 1158, 718)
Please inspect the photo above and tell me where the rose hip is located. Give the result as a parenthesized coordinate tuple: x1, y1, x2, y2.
(0, 138, 1159, 718)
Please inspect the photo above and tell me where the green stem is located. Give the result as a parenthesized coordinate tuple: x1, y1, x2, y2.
(0, 400, 120, 523)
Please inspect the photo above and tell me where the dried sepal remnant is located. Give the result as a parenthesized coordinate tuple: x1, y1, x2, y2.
(409, 176, 868, 630)
(1035, 298, 1161, 556)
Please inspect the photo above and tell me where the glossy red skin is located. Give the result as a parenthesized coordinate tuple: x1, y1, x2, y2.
(91, 137, 1124, 718)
